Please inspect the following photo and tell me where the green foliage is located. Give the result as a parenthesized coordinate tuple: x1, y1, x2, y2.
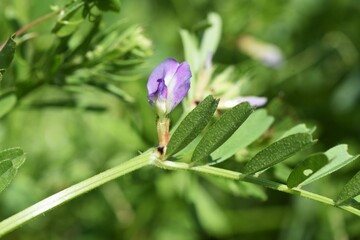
(243, 133, 315, 175)
(166, 95, 219, 157)
(0, 0, 360, 239)
(211, 109, 274, 164)
(336, 171, 360, 205)
(0, 148, 25, 193)
(299, 145, 359, 186)
(191, 102, 253, 165)
(287, 153, 328, 188)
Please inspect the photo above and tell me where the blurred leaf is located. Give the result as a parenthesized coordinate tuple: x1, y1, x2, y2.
(243, 133, 315, 175)
(87, 82, 134, 103)
(0, 92, 17, 118)
(95, 0, 121, 12)
(336, 171, 360, 205)
(166, 95, 219, 157)
(191, 102, 253, 165)
(191, 182, 230, 235)
(52, 1, 85, 36)
(200, 12, 222, 66)
(300, 145, 359, 186)
(180, 30, 200, 73)
(279, 123, 314, 140)
(0, 34, 16, 75)
(211, 109, 274, 164)
(287, 153, 328, 188)
(0, 148, 26, 193)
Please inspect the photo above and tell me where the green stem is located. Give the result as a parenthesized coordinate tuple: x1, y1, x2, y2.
(154, 160, 360, 217)
(0, 149, 156, 237)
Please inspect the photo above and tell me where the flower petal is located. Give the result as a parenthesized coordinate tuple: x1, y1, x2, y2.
(147, 58, 179, 96)
(219, 96, 267, 109)
(166, 62, 192, 111)
(148, 79, 167, 105)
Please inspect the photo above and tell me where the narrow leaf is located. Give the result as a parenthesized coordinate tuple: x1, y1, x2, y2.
(300, 144, 359, 186)
(287, 153, 328, 188)
(243, 133, 315, 175)
(191, 102, 253, 165)
(0, 34, 16, 74)
(336, 171, 360, 205)
(200, 12, 222, 65)
(0, 148, 26, 193)
(179, 30, 200, 73)
(166, 95, 219, 157)
(210, 109, 274, 164)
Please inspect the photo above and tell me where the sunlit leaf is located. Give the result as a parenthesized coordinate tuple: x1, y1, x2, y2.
(278, 123, 314, 140)
(0, 148, 26, 193)
(287, 153, 328, 188)
(243, 133, 315, 175)
(191, 102, 253, 165)
(179, 30, 200, 73)
(299, 145, 359, 186)
(210, 109, 274, 164)
(336, 171, 360, 205)
(200, 12, 222, 66)
(166, 95, 219, 157)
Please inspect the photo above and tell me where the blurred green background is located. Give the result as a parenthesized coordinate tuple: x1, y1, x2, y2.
(1, 0, 360, 239)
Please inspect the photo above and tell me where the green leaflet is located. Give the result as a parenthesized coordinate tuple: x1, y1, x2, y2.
(299, 144, 359, 186)
(166, 95, 219, 157)
(243, 133, 315, 175)
(287, 153, 328, 188)
(210, 109, 274, 164)
(0, 148, 26, 193)
(336, 171, 360, 205)
(191, 102, 253, 165)
(0, 34, 16, 75)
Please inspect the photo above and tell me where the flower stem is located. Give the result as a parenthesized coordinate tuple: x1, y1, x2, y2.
(154, 160, 360, 216)
(0, 149, 155, 237)
(157, 117, 170, 148)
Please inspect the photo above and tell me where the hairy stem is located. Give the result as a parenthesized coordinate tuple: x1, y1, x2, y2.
(0, 149, 156, 237)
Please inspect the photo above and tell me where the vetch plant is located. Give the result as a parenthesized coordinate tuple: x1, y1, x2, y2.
(0, 2, 359, 238)
(147, 58, 191, 149)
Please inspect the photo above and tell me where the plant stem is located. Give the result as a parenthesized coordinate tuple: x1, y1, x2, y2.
(0, 149, 155, 237)
(154, 160, 360, 216)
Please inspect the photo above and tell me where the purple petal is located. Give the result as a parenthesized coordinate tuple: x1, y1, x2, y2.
(148, 79, 168, 105)
(147, 58, 179, 96)
(166, 62, 192, 111)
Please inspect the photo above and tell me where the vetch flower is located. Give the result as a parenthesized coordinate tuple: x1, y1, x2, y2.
(147, 58, 192, 117)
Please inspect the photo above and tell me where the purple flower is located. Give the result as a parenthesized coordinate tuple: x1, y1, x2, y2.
(147, 58, 191, 116)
